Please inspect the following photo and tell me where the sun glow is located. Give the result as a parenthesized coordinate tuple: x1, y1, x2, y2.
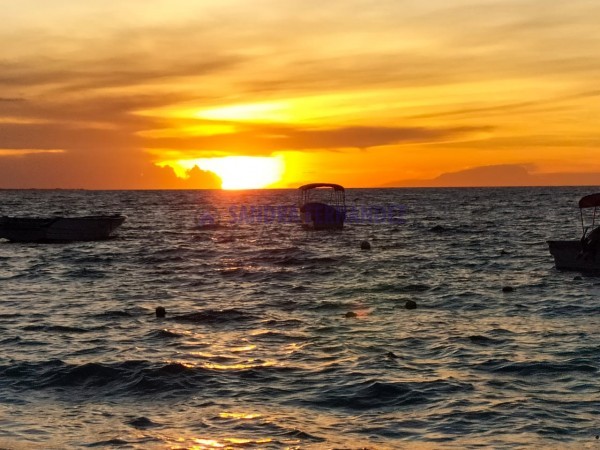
(174, 156, 284, 190)
(194, 102, 289, 122)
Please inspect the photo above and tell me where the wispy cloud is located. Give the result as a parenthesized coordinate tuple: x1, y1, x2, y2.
(0, 97, 25, 102)
(143, 124, 492, 157)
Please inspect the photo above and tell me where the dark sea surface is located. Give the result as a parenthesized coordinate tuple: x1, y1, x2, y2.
(1, 187, 599, 449)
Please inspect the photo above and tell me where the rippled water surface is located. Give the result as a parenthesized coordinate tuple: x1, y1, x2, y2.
(1, 188, 599, 449)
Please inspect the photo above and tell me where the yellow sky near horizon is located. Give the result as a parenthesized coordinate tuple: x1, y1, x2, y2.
(0, 0, 599, 188)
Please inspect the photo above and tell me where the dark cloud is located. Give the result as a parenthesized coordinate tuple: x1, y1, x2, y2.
(0, 122, 137, 151)
(0, 149, 221, 189)
(0, 114, 488, 156)
(0, 92, 186, 137)
(143, 124, 491, 155)
(286, 125, 490, 149)
(140, 164, 222, 190)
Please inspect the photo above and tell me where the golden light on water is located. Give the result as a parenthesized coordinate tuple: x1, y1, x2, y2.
(218, 412, 262, 420)
(201, 359, 277, 371)
(188, 436, 272, 449)
(229, 345, 257, 352)
(191, 438, 224, 448)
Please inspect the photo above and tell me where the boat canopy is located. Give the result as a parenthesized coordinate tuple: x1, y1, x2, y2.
(579, 193, 600, 209)
(298, 183, 345, 192)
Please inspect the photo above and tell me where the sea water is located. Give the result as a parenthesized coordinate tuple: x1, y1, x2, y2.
(0, 188, 599, 449)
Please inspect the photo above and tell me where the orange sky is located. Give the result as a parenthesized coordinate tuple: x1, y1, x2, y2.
(1, 0, 599, 189)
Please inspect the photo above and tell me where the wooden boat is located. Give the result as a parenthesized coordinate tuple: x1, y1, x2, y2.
(298, 183, 346, 230)
(0, 215, 126, 243)
(548, 193, 600, 271)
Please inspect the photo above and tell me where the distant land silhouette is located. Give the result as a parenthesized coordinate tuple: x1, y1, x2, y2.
(385, 164, 600, 187)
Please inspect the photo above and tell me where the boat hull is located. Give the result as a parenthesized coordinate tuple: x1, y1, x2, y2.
(0, 215, 126, 243)
(547, 240, 600, 272)
(299, 202, 345, 230)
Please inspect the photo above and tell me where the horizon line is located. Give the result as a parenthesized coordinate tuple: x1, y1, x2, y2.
(1, 185, 599, 191)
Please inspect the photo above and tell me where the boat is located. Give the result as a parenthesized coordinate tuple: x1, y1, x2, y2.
(548, 193, 600, 271)
(0, 215, 126, 243)
(298, 183, 346, 230)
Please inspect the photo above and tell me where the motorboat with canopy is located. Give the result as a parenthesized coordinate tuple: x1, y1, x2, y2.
(548, 193, 600, 271)
(298, 183, 346, 230)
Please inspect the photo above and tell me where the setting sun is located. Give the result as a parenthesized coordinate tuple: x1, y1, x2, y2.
(174, 156, 284, 190)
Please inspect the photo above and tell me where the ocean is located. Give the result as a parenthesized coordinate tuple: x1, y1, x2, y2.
(0, 187, 599, 449)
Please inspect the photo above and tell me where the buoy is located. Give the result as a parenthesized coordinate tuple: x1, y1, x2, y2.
(155, 306, 166, 318)
(502, 286, 514, 293)
(386, 351, 399, 359)
(360, 240, 371, 250)
(345, 311, 357, 318)
(405, 300, 417, 310)
(573, 276, 583, 281)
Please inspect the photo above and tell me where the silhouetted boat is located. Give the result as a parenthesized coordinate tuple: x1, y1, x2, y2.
(298, 183, 346, 230)
(548, 193, 600, 271)
(0, 215, 126, 243)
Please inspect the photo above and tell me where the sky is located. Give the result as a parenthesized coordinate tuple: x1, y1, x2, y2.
(1, 0, 599, 189)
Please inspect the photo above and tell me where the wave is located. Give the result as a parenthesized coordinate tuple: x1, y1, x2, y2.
(476, 358, 598, 376)
(22, 324, 99, 334)
(466, 335, 508, 346)
(193, 223, 228, 231)
(92, 310, 135, 319)
(171, 308, 256, 324)
(149, 329, 186, 339)
(126, 416, 161, 429)
(303, 378, 474, 410)
(85, 438, 132, 447)
(0, 359, 305, 399)
(65, 268, 106, 279)
(0, 336, 21, 344)
(0, 360, 211, 394)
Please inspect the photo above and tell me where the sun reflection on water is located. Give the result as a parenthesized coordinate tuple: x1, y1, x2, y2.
(191, 438, 224, 448)
(202, 359, 277, 371)
(229, 345, 257, 352)
(174, 436, 273, 450)
(218, 412, 262, 420)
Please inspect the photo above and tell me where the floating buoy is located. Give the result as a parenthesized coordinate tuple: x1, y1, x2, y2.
(345, 311, 357, 318)
(155, 306, 166, 318)
(386, 351, 399, 359)
(573, 276, 583, 281)
(360, 240, 371, 250)
(502, 286, 514, 293)
(405, 300, 417, 310)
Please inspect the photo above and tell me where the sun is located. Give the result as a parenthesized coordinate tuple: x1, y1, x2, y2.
(176, 156, 284, 190)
